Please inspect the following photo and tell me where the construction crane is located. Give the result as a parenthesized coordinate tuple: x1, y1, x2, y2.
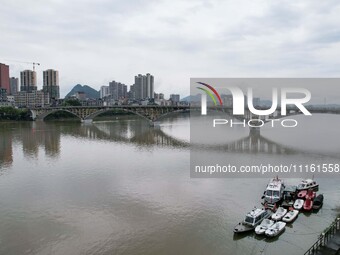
(2, 59, 41, 71)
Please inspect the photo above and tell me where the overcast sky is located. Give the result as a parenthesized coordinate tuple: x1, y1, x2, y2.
(1, 0, 340, 98)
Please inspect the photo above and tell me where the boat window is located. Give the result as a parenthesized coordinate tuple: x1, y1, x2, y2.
(255, 215, 262, 223)
(245, 216, 254, 224)
(298, 184, 305, 189)
(266, 190, 272, 196)
(273, 191, 280, 197)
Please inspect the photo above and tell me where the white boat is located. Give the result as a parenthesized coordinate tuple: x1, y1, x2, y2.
(293, 199, 304, 210)
(234, 208, 272, 233)
(265, 221, 286, 237)
(297, 179, 319, 191)
(282, 210, 299, 223)
(271, 207, 287, 221)
(255, 219, 275, 235)
(263, 177, 285, 206)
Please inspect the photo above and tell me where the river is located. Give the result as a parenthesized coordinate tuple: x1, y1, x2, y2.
(0, 114, 339, 255)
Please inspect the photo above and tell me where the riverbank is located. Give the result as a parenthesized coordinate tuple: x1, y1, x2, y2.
(0, 107, 31, 121)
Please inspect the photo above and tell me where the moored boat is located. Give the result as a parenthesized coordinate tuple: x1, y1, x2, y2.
(294, 199, 304, 210)
(313, 194, 324, 210)
(272, 207, 287, 221)
(305, 189, 316, 200)
(263, 177, 285, 208)
(255, 219, 275, 235)
(297, 190, 307, 199)
(265, 221, 286, 237)
(282, 210, 299, 223)
(303, 197, 313, 211)
(297, 179, 319, 191)
(234, 208, 271, 233)
(281, 185, 297, 208)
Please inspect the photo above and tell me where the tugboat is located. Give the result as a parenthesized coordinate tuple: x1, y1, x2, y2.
(297, 179, 319, 191)
(263, 177, 285, 210)
(234, 208, 272, 233)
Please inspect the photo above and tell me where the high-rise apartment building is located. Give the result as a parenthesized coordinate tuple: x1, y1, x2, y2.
(9, 77, 18, 95)
(0, 88, 7, 102)
(20, 70, 37, 92)
(170, 94, 180, 103)
(0, 63, 10, 93)
(15, 91, 49, 107)
(109, 81, 127, 100)
(100, 86, 110, 98)
(134, 73, 154, 100)
(43, 69, 60, 99)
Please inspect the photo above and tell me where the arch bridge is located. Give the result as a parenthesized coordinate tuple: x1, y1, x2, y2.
(30, 105, 191, 124)
(29, 105, 340, 125)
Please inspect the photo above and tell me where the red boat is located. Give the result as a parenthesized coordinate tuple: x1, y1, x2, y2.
(303, 197, 313, 211)
(297, 190, 307, 199)
(305, 189, 316, 200)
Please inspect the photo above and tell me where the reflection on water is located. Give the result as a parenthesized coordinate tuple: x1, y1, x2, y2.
(0, 115, 339, 255)
(3, 115, 339, 170)
(0, 117, 190, 169)
(201, 129, 298, 155)
(0, 124, 13, 169)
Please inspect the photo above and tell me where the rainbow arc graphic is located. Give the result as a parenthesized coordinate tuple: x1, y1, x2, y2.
(196, 82, 223, 106)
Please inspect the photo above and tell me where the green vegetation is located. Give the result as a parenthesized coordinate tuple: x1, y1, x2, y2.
(44, 110, 80, 121)
(62, 99, 82, 106)
(0, 107, 31, 121)
(96, 109, 133, 117)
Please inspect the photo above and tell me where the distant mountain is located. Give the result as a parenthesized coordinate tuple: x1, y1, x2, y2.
(65, 84, 100, 99)
(181, 94, 200, 102)
(181, 94, 225, 103)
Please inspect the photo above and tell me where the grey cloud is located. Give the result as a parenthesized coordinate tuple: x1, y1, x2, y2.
(1, 0, 340, 98)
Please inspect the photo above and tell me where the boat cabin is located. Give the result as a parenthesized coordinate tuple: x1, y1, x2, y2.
(282, 185, 297, 207)
(244, 208, 270, 227)
(283, 185, 297, 201)
(297, 179, 318, 191)
(264, 178, 285, 204)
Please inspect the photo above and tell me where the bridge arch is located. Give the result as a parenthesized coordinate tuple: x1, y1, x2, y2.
(84, 108, 154, 123)
(32, 109, 82, 121)
(155, 109, 190, 121)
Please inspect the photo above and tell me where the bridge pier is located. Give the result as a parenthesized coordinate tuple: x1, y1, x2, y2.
(151, 121, 161, 128)
(82, 119, 93, 124)
(249, 127, 261, 136)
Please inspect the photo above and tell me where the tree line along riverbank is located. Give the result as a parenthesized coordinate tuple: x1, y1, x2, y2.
(0, 107, 31, 121)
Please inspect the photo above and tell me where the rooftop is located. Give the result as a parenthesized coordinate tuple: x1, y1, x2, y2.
(246, 208, 265, 218)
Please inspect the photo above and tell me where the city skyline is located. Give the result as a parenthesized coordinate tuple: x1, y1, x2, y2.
(1, 65, 174, 102)
(3, 65, 176, 99)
